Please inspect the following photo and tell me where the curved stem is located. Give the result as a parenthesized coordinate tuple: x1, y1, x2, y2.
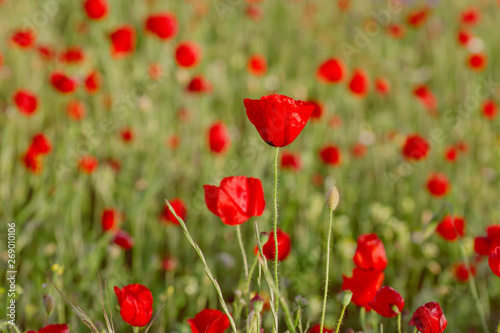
(397, 312, 402, 333)
(236, 225, 249, 279)
(0, 322, 21, 333)
(272, 146, 280, 333)
(246, 256, 259, 296)
(165, 200, 238, 333)
(334, 305, 347, 333)
(320, 209, 334, 333)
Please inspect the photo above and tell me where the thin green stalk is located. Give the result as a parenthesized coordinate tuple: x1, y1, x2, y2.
(397, 312, 402, 333)
(272, 146, 280, 333)
(0, 322, 21, 333)
(165, 200, 238, 333)
(360, 307, 367, 332)
(320, 209, 334, 333)
(246, 256, 259, 296)
(457, 240, 488, 333)
(236, 225, 249, 279)
(413, 328, 417, 333)
(133, 327, 139, 333)
(334, 305, 347, 333)
(497, 318, 500, 333)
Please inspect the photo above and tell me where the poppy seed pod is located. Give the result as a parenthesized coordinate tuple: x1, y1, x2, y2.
(326, 186, 340, 211)
(43, 294, 54, 316)
(341, 289, 353, 307)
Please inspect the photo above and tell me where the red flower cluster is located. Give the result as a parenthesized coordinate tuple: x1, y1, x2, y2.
(435, 215, 465, 241)
(342, 234, 387, 310)
(22, 134, 52, 173)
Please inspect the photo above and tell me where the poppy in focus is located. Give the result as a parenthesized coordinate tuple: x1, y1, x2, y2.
(188, 308, 230, 333)
(262, 229, 291, 261)
(369, 286, 404, 318)
(409, 302, 447, 333)
(114, 284, 153, 327)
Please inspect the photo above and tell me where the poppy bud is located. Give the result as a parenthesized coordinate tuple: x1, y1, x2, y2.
(251, 295, 265, 313)
(43, 294, 54, 316)
(341, 289, 353, 307)
(326, 186, 340, 211)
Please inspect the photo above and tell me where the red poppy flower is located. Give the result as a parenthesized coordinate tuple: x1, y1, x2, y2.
(436, 215, 465, 241)
(374, 77, 390, 96)
(342, 268, 385, 310)
(114, 284, 153, 327)
(402, 134, 430, 160)
(11, 29, 35, 49)
(110, 25, 135, 58)
(474, 236, 491, 256)
(145, 13, 178, 40)
(353, 234, 388, 271)
(148, 62, 163, 80)
(204, 176, 265, 225)
(66, 100, 86, 121)
(120, 127, 134, 143)
(407, 7, 430, 28)
(102, 208, 119, 232)
(188, 308, 230, 333)
(369, 286, 404, 318)
(30, 134, 52, 155)
(244, 94, 315, 147)
(22, 150, 42, 174)
(481, 99, 497, 120)
(247, 54, 267, 76)
(50, 72, 78, 94)
(78, 155, 98, 174)
(245, 5, 263, 21)
(60, 46, 85, 64)
(460, 7, 480, 26)
(113, 230, 134, 249)
(262, 229, 291, 261)
(351, 143, 367, 158)
(161, 256, 177, 271)
(27, 324, 69, 333)
(175, 42, 201, 68)
(281, 151, 302, 171)
(161, 199, 187, 225)
(348, 69, 369, 97)
(409, 302, 447, 333)
(453, 262, 476, 283)
(208, 121, 231, 154)
(467, 53, 487, 72)
(308, 100, 324, 121)
(37, 45, 56, 61)
(413, 85, 437, 114)
(475, 225, 500, 256)
(426, 173, 450, 197)
(444, 146, 457, 162)
(488, 246, 500, 278)
(387, 23, 406, 39)
(83, 0, 108, 20)
(457, 29, 472, 46)
(167, 134, 181, 150)
(319, 144, 342, 166)
(186, 76, 212, 93)
(309, 324, 334, 333)
(84, 70, 101, 94)
(13, 90, 38, 116)
(317, 58, 346, 84)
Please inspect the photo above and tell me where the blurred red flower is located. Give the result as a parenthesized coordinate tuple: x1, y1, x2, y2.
(27, 324, 69, 333)
(467, 53, 487, 72)
(30, 134, 52, 155)
(402, 134, 430, 161)
(281, 151, 302, 171)
(110, 25, 135, 58)
(247, 54, 267, 76)
(387, 23, 406, 39)
(351, 143, 367, 158)
(319, 144, 342, 166)
(353, 234, 388, 271)
(113, 230, 134, 250)
(145, 13, 178, 40)
(13, 89, 38, 116)
(246, 5, 263, 21)
(114, 284, 153, 327)
(457, 29, 472, 46)
(188, 309, 230, 333)
(84, 70, 101, 94)
(102, 209, 119, 232)
(175, 41, 201, 68)
(120, 127, 134, 143)
(436, 215, 465, 241)
(481, 99, 497, 120)
(444, 146, 457, 162)
(83, 0, 108, 20)
(50, 72, 78, 94)
(369, 286, 404, 318)
(309, 324, 333, 333)
(66, 100, 86, 121)
(413, 85, 437, 114)
(409, 302, 447, 333)
(374, 77, 390, 96)
(426, 173, 450, 197)
(407, 7, 430, 28)
(37, 45, 56, 61)
(208, 121, 231, 154)
(317, 58, 346, 84)
(453, 262, 476, 283)
(308, 100, 324, 121)
(11, 29, 35, 48)
(460, 7, 481, 26)
(161, 199, 187, 225)
(342, 268, 384, 310)
(60, 46, 85, 64)
(244, 94, 315, 147)
(186, 76, 212, 93)
(348, 69, 369, 97)
(22, 150, 42, 174)
(488, 246, 500, 278)
(78, 155, 98, 174)
(474, 225, 500, 256)
(203, 176, 265, 225)
(262, 229, 291, 261)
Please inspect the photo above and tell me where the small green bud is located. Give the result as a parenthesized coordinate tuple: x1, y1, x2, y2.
(43, 294, 54, 316)
(341, 289, 353, 307)
(251, 295, 265, 313)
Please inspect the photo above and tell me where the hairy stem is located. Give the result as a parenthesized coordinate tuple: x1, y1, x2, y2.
(334, 305, 347, 333)
(236, 225, 249, 279)
(320, 209, 334, 333)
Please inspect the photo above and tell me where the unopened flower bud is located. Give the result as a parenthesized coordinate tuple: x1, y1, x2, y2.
(43, 294, 54, 316)
(326, 186, 340, 211)
(341, 289, 353, 307)
(251, 295, 265, 313)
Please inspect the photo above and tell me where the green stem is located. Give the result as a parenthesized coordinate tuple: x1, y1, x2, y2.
(236, 225, 249, 279)
(360, 307, 367, 332)
(334, 305, 347, 333)
(397, 312, 402, 333)
(457, 240, 488, 333)
(272, 146, 280, 333)
(0, 323, 21, 333)
(497, 318, 500, 333)
(320, 209, 334, 333)
(133, 327, 139, 333)
(413, 328, 418, 333)
(246, 256, 259, 296)
(165, 200, 238, 333)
